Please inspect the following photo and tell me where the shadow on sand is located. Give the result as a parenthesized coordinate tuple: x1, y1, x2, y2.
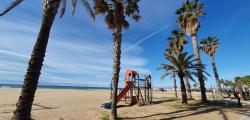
(120, 100, 249, 120)
(0, 103, 58, 114)
(151, 99, 178, 105)
(117, 99, 177, 108)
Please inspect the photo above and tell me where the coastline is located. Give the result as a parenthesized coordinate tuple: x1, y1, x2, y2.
(0, 84, 111, 90)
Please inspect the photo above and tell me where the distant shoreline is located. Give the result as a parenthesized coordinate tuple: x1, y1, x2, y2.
(0, 84, 111, 90)
(0, 84, 171, 91)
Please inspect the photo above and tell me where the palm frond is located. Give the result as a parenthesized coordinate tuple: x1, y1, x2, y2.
(200, 36, 220, 56)
(82, 0, 95, 20)
(166, 29, 188, 56)
(187, 73, 196, 82)
(132, 14, 141, 21)
(176, 0, 205, 36)
(93, 0, 140, 30)
(160, 72, 171, 81)
(158, 63, 175, 71)
(71, 0, 77, 15)
(60, 0, 66, 18)
(122, 19, 129, 29)
(104, 10, 115, 29)
(167, 55, 179, 67)
(0, 0, 24, 16)
(93, 0, 109, 15)
(162, 52, 209, 84)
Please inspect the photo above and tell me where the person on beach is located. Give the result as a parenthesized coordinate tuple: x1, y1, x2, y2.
(234, 92, 242, 106)
(227, 90, 231, 99)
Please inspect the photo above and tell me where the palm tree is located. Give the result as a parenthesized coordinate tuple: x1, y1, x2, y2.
(165, 29, 188, 56)
(176, 0, 207, 103)
(1, 0, 94, 119)
(184, 76, 193, 99)
(200, 36, 223, 98)
(159, 53, 208, 104)
(164, 29, 188, 98)
(93, 0, 141, 119)
(159, 69, 177, 98)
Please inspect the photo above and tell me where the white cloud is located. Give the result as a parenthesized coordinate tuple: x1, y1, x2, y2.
(0, 49, 29, 58)
(0, 0, 186, 87)
(0, 20, 150, 86)
(0, 19, 38, 35)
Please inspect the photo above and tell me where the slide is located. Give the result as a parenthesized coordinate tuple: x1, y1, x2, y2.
(117, 80, 134, 102)
(101, 80, 134, 109)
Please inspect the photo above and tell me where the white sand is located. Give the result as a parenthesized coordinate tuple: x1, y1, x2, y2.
(0, 88, 248, 120)
(0, 89, 110, 120)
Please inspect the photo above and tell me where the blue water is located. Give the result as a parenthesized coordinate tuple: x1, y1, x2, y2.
(0, 84, 111, 90)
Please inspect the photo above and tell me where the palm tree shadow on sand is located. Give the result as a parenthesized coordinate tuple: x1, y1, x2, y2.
(151, 99, 178, 105)
(0, 103, 58, 114)
(120, 100, 249, 120)
(117, 99, 177, 108)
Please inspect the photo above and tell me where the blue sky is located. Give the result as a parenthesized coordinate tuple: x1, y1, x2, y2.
(0, 0, 250, 88)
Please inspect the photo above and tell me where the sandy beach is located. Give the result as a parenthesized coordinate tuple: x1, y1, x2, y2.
(0, 88, 249, 120)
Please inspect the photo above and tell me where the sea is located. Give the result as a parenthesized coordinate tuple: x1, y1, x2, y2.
(0, 84, 111, 90)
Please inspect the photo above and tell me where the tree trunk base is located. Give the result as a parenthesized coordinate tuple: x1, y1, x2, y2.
(187, 98, 195, 100)
(182, 102, 188, 104)
(201, 100, 209, 104)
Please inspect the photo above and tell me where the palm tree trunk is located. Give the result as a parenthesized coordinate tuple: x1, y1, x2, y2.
(11, 0, 60, 119)
(173, 73, 178, 98)
(111, 26, 122, 120)
(179, 74, 188, 104)
(191, 34, 207, 103)
(184, 76, 193, 99)
(209, 55, 223, 98)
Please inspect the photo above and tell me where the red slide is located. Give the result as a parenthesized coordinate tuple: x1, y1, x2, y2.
(117, 80, 134, 102)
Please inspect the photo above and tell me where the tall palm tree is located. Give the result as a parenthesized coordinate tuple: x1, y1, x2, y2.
(200, 36, 223, 98)
(164, 29, 188, 98)
(176, 0, 207, 103)
(1, 0, 94, 119)
(93, 0, 141, 119)
(159, 53, 208, 104)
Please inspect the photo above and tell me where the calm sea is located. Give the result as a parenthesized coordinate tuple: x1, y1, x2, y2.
(0, 84, 110, 90)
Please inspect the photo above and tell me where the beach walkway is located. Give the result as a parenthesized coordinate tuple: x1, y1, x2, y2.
(240, 100, 250, 120)
(224, 98, 250, 120)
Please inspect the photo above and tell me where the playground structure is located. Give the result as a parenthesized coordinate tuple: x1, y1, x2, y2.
(116, 70, 153, 106)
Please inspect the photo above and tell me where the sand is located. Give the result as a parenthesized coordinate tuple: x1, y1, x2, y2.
(0, 88, 249, 120)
